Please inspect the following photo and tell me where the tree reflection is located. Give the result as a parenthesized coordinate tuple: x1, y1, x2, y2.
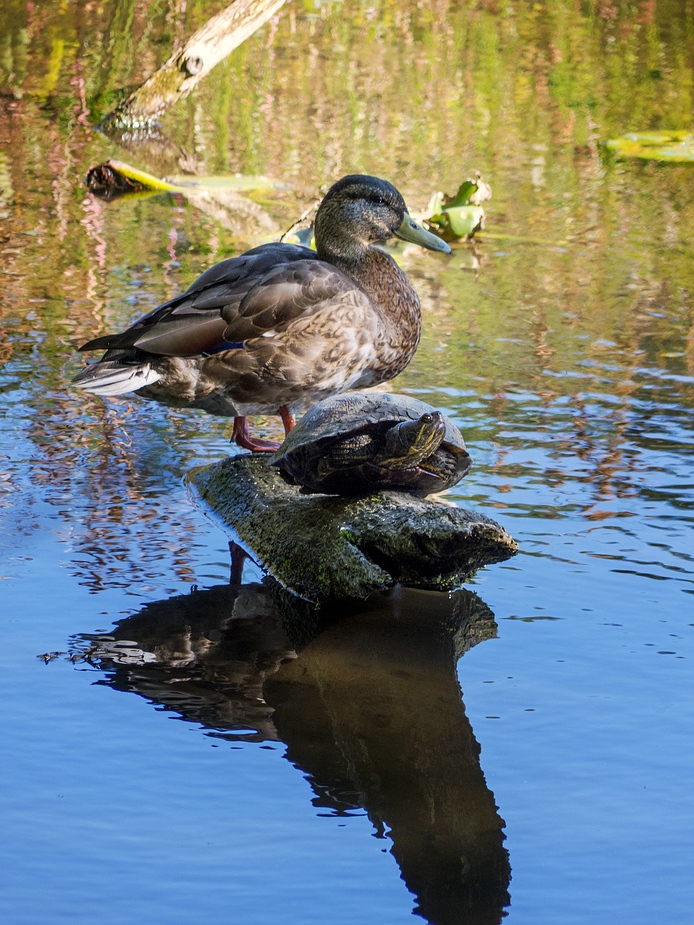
(72, 580, 511, 925)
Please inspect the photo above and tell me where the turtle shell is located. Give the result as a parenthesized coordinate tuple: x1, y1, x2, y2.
(271, 391, 471, 496)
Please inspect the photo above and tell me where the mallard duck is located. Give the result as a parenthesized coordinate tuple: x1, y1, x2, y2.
(74, 174, 451, 451)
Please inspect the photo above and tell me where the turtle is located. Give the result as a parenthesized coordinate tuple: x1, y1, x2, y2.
(271, 392, 472, 496)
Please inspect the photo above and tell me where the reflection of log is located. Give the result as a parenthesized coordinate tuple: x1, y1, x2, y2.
(190, 455, 518, 602)
(73, 581, 510, 923)
(267, 588, 512, 925)
(95, 125, 198, 176)
(101, 0, 287, 129)
(182, 188, 278, 238)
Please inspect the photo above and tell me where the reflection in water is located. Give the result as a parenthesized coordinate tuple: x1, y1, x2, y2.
(1, 3, 692, 922)
(73, 581, 510, 925)
(1, 0, 693, 593)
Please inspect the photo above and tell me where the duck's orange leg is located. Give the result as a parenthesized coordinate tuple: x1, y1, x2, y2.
(231, 416, 281, 452)
(279, 405, 296, 434)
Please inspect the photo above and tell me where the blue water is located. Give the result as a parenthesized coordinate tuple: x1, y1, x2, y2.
(2, 4, 694, 917)
(2, 320, 693, 923)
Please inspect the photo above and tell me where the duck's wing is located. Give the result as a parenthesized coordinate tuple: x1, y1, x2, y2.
(217, 259, 372, 343)
(78, 243, 317, 358)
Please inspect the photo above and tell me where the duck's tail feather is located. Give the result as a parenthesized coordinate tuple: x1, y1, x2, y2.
(72, 359, 162, 396)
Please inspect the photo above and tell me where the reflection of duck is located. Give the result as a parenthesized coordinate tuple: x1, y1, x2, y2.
(75, 583, 295, 742)
(72, 581, 510, 924)
(74, 175, 451, 451)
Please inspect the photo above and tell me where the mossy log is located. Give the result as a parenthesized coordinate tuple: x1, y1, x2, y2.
(189, 455, 518, 602)
(101, 0, 287, 130)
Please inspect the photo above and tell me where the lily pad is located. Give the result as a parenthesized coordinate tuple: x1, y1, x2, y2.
(604, 131, 694, 162)
(426, 176, 491, 240)
(433, 204, 485, 239)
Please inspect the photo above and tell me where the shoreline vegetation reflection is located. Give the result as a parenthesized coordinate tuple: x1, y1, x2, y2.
(1, 2, 692, 556)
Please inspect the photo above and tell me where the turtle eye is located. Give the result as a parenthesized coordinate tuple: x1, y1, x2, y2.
(421, 414, 433, 423)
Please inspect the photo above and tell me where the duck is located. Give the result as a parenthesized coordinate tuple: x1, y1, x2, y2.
(73, 174, 451, 451)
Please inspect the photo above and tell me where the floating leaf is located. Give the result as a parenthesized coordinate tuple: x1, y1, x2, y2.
(426, 190, 446, 217)
(604, 131, 694, 162)
(425, 175, 491, 240)
(448, 180, 479, 208)
(449, 176, 493, 207)
(433, 204, 486, 238)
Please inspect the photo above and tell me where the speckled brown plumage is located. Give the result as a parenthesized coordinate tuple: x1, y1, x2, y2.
(73, 175, 450, 446)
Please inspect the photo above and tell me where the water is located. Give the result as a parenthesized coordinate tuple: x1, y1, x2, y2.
(1, 1, 694, 922)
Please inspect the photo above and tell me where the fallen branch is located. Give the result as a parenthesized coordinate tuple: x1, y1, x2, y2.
(101, 0, 288, 130)
(189, 455, 518, 602)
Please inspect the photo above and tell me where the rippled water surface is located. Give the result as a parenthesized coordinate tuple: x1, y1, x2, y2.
(1, 2, 694, 923)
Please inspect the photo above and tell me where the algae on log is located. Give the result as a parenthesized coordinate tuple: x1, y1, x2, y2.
(101, 0, 287, 130)
(189, 455, 518, 602)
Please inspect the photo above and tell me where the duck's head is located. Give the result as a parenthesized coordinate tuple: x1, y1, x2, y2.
(314, 175, 451, 262)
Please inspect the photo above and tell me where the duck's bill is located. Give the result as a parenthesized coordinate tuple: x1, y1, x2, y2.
(394, 213, 452, 254)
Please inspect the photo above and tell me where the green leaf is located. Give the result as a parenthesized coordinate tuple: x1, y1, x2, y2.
(428, 203, 485, 239)
(437, 205, 485, 238)
(424, 176, 491, 239)
(85, 160, 284, 201)
(604, 131, 694, 162)
(448, 180, 479, 208)
(102, 160, 182, 191)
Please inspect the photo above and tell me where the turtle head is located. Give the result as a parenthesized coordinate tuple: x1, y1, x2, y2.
(376, 411, 447, 470)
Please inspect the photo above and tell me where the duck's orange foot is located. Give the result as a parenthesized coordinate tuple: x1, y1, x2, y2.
(232, 416, 281, 453)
